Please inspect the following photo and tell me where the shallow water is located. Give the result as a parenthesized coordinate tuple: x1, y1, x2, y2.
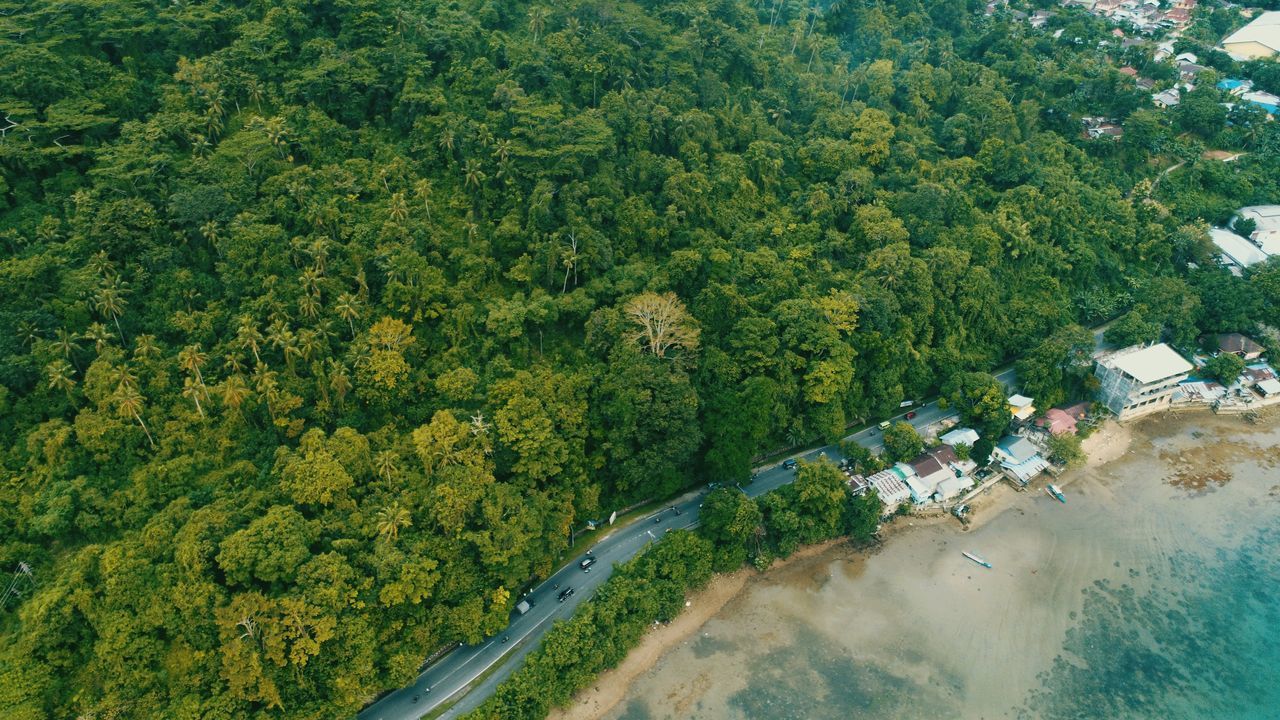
(605, 415, 1280, 720)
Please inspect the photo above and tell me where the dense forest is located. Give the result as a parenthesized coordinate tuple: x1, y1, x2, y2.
(2, 0, 1279, 718)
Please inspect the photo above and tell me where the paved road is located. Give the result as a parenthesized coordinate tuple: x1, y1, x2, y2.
(357, 368, 1029, 720)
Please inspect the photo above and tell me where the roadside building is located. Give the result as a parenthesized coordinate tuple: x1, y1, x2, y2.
(907, 449, 955, 495)
(867, 466, 912, 509)
(1036, 408, 1078, 435)
(1008, 394, 1036, 421)
(935, 475, 973, 502)
(846, 473, 871, 496)
(1221, 11, 1280, 60)
(1152, 88, 1180, 108)
(1095, 343, 1194, 419)
(1257, 379, 1280, 398)
(1216, 333, 1264, 360)
(993, 436, 1049, 483)
(940, 427, 980, 448)
(1211, 227, 1270, 274)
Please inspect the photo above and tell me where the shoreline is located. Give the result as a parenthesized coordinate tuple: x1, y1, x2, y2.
(545, 412, 1232, 720)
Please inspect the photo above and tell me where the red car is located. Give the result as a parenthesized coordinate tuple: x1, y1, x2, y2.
(905, 411, 917, 420)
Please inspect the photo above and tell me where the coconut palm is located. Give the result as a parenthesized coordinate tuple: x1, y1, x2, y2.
(376, 502, 412, 543)
(178, 343, 208, 384)
(114, 384, 155, 448)
(93, 282, 129, 343)
(84, 322, 112, 354)
(375, 450, 400, 483)
(334, 293, 362, 337)
(133, 334, 162, 362)
(45, 360, 76, 401)
(182, 376, 208, 417)
(53, 328, 82, 365)
(235, 316, 263, 364)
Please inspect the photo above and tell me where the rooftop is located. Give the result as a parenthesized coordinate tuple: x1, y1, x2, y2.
(1210, 227, 1270, 269)
(996, 436, 1040, 464)
(1101, 343, 1193, 384)
(1222, 11, 1280, 54)
(939, 427, 979, 447)
(1008, 394, 1034, 408)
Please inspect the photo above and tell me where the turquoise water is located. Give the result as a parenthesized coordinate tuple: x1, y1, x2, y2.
(604, 418, 1280, 720)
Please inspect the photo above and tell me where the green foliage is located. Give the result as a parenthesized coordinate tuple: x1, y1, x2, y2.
(882, 421, 924, 463)
(942, 372, 1012, 441)
(1045, 431, 1085, 468)
(0, 0, 1276, 718)
(1015, 324, 1098, 409)
(1201, 353, 1246, 386)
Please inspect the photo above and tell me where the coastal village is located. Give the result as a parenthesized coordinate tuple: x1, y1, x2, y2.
(841, 328, 1278, 520)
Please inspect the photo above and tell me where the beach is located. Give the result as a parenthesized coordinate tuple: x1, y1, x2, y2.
(554, 411, 1280, 720)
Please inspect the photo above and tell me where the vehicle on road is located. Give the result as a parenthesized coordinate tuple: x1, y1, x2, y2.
(905, 411, 917, 419)
(653, 515, 662, 524)
(671, 505, 682, 515)
(782, 458, 798, 470)
(557, 587, 574, 602)
(579, 556, 596, 572)
(515, 599, 532, 615)
(878, 420, 891, 430)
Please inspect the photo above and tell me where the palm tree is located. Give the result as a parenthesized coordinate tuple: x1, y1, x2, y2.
(219, 375, 252, 421)
(388, 192, 408, 223)
(112, 363, 138, 392)
(528, 6, 548, 41)
(182, 376, 207, 417)
(133, 334, 161, 362)
(85, 322, 112, 354)
(462, 160, 485, 190)
(266, 318, 293, 355)
(376, 502, 412, 543)
(297, 329, 324, 363)
(178, 343, 208, 384)
(53, 328, 82, 366)
(17, 320, 40, 349)
(335, 293, 362, 337)
(328, 359, 351, 408)
(297, 292, 321, 320)
(414, 178, 433, 220)
(375, 450, 400, 483)
(114, 384, 155, 448)
(93, 282, 129, 344)
(235, 316, 263, 364)
(45, 360, 76, 401)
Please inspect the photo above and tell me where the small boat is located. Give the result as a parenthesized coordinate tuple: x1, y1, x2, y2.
(962, 551, 992, 569)
(1046, 484, 1066, 503)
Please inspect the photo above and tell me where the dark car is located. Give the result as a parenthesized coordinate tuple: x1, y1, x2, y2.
(579, 556, 597, 572)
(558, 587, 575, 602)
(905, 411, 917, 420)
(782, 458, 798, 470)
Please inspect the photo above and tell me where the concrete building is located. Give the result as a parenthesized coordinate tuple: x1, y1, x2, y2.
(867, 466, 912, 509)
(940, 427, 980, 448)
(993, 436, 1049, 483)
(1095, 343, 1194, 419)
(1221, 11, 1280, 60)
(935, 475, 973, 502)
(1211, 227, 1270, 275)
(1216, 333, 1264, 360)
(1008, 394, 1036, 421)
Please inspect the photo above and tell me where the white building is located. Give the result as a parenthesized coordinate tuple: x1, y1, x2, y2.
(1008, 394, 1036, 421)
(1221, 11, 1280, 60)
(935, 475, 973, 502)
(867, 466, 912, 509)
(1095, 343, 1194, 419)
(993, 436, 1049, 483)
(1235, 205, 1280, 256)
(1211, 227, 1270, 275)
(940, 427, 980, 448)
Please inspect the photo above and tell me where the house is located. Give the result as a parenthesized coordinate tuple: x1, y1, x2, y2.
(1118, 66, 1138, 77)
(905, 454, 946, 496)
(1216, 333, 1264, 360)
(935, 475, 973, 502)
(1095, 343, 1195, 419)
(846, 473, 871, 495)
(1210, 227, 1270, 274)
(1008, 394, 1036, 421)
(1257, 379, 1280, 398)
(940, 427, 979, 448)
(1036, 408, 1078, 435)
(1030, 10, 1053, 28)
(1235, 206, 1280, 256)
(1178, 62, 1207, 82)
(1164, 7, 1190, 24)
(1152, 88, 1181, 108)
(1240, 91, 1280, 116)
(993, 436, 1049, 483)
(1221, 11, 1280, 60)
(867, 466, 912, 509)
(1136, 77, 1155, 91)
(1174, 52, 1198, 64)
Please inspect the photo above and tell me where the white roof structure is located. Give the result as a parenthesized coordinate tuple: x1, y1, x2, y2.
(1258, 378, 1280, 397)
(904, 474, 933, 504)
(935, 475, 972, 501)
(1236, 206, 1280, 256)
(1222, 11, 1280, 58)
(940, 427, 980, 447)
(1102, 344, 1193, 384)
(868, 467, 912, 507)
(1211, 228, 1270, 272)
(1008, 394, 1034, 408)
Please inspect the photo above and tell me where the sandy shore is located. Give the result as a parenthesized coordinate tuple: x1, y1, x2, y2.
(553, 413, 1279, 720)
(546, 538, 850, 720)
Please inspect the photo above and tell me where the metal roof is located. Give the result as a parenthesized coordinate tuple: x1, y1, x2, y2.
(1103, 344, 1193, 385)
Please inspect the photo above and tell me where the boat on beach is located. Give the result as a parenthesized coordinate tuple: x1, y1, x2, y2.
(1046, 484, 1066, 503)
(962, 551, 992, 569)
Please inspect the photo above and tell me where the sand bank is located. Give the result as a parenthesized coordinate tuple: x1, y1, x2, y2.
(557, 413, 1280, 720)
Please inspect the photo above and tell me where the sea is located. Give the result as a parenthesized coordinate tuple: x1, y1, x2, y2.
(603, 413, 1280, 720)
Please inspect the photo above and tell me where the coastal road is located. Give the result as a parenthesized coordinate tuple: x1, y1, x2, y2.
(362, 326, 1116, 719)
(357, 372, 1027, 720)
